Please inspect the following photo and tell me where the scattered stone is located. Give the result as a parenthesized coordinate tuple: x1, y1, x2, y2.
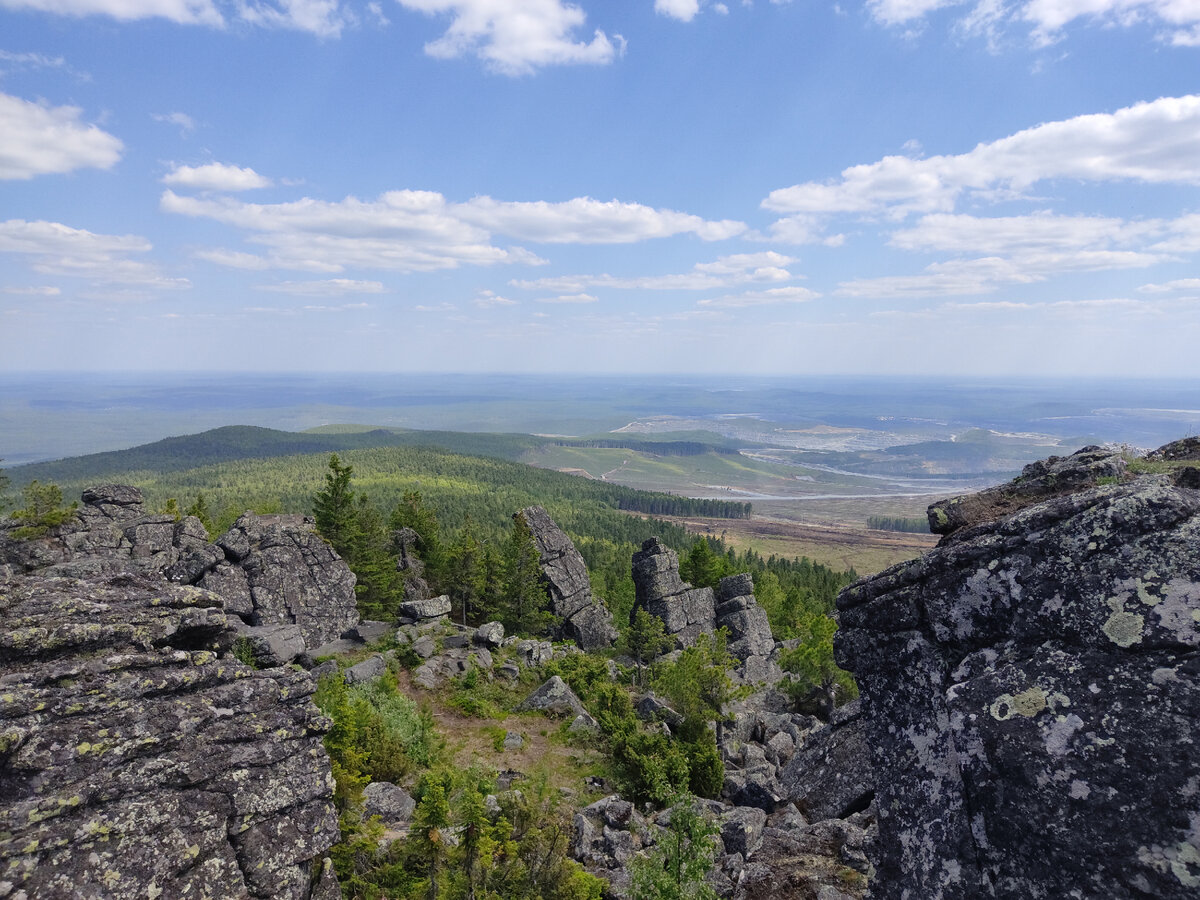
(442, 632, 470, 649)
(474, 621, 505, 647)
(497, 663, 521, 680)
(503, 731, 524, 751)
(720, 806, 767, 858)
(411, 635, 437, 659)
(352, 620, 393, 644)
(516, 675, 588, 718)
(363, 782, 416, 828)
(344, 654, 388, 685)
(634, 693, 685, 727)
(397, 594, 451, 621)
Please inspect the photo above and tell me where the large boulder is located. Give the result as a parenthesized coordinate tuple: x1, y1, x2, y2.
(837, 446, 1200, 899)
(516, 675, 588, 719)
(520, 506, 617, 650)
(632, 538, 715, 649)
(0, 571, 340, 899)
(779, 700, 874, 822)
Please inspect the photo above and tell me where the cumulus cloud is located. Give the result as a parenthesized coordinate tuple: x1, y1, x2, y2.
(163, 161, 273, 191)
(474, 289, 518, 307)
(656, 0, 701, 21)
(166, 188, 740, 274)
(258, 278, 385, 295)
(395, 0, 622, 75)
(0, 219, 188, 289)
(1, 285, 61, 295)
(764, 95, 1200, 219)
(0, 92, 123, 180)
(511, 251, 796, 292)
(0, 0, 222, 25)
(889, 212, 1166, 255)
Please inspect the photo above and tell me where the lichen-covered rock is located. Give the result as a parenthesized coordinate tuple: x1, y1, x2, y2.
(837, 454, 1200, 899)
(363, 782, 416, 828)
(1, 490, 360, 652)
(520, 506, 617, 650)
(0, 572, 339, 899)
(926, 445, 1125, 537)
(238, 622, 307, 667)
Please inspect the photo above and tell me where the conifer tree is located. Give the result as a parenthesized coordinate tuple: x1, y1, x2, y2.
(502, 511, 551, 635)
(313, 454, 359, 558)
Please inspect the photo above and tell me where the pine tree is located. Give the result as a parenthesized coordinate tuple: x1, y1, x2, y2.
(628, 794, 719, 900)
(312, 454, 360, 559)
(502, 511, 551, 636)
(625, 608, 673, 687)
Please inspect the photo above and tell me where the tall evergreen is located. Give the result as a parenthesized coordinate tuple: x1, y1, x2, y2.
(312, 454, 359, 558)
(501, 511, 551, 636)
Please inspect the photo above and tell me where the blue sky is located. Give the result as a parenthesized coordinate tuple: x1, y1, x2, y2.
(1, 0, 1199, 375)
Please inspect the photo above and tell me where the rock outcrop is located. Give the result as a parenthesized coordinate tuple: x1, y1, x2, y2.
(837, 442, 1200, 899)
(632, 538, 780, 684)
(519, 506, 617, 650)
(0, 487, 360, 651)
(0, 571, 340, 899)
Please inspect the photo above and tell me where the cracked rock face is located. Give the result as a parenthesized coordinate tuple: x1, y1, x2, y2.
(0, 571, 340, 900)
(1, 487, 359, 651)
(837, 447, 1200, 899)
(520, 506, 617, 650)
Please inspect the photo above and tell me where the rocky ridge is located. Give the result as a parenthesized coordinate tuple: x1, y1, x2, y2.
(838, 440, 1200, 899)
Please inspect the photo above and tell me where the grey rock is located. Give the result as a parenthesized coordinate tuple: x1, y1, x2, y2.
(397, 594, 451, 620)
(411, 635, 437, 659)
(516, 675, 587, 718)
(239, 623, 307, 667)
(838, 454, 1200, 900)
(779, 702, 874, 822)
(199, 561, 254, 618)
(474, 621, 505, 647)
(442, 632, 470, 649)
(1146, 436, 1200, 461)
(926, 444, 1125, 537)
(352, 620, 393, 644)
(634, 693, 685, 727)
(503, 731, 524, 751)
(497, 663, 521, 680)
(520, 506, 617, 650)
(471, 646, 494, 670)
(344, 654, 387, 685)
(720, 806, 767, 858)
(363, 782, 416, 827)
(0, 572, 339, 900)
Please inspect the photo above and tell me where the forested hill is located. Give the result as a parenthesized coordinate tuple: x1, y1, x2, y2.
(9, 425, 546, 483)
(11, 424, 754, 488)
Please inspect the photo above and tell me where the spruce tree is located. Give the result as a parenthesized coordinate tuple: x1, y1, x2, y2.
(313, 454, 359, 559)
(501, 511, 551, 636)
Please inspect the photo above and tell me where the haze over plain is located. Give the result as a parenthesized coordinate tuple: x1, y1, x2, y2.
(1, 0, 1199, 375)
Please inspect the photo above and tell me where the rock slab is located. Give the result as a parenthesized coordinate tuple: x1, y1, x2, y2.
(837, 446, 1200, 900)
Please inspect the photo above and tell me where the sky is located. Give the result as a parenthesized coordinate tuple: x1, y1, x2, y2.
(1, 0, 1199, 375)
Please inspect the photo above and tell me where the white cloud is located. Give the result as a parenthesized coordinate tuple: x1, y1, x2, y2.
(512, 251, 797, 292)
(152, 111, 196, 134)
(163, 161, 273, 191)
(164, 188, 540, 272)
(0, 0, 223, 25)
(457, 195, 744, 243)
(395, 0, 622, 75)
(238, 0, 348, 37)
(535, 292, 598, 303)
(698, 285, 819, 307)
(656, 0, 701, 21)
(0, 50, 67, 70)
(474, 289, 518, 307)
(166, 188, 738, 274)
(194, 248, 272, 269)
(889, 212, 1165, 254)
(764, 95, 1200, 219)
(258, 278, 385, 295)
(0, 92, 123, 180)
(1, 285, 61, 295)
(1138, 277, 1200, 293)
(0, 219, 188, 289)
(836, 248, 1163, 298)
(868, 0, 1200, 46)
